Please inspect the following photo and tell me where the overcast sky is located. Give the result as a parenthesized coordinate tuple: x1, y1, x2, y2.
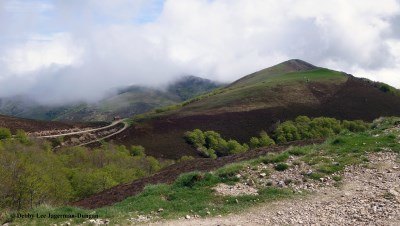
(1, 0, 400, 104)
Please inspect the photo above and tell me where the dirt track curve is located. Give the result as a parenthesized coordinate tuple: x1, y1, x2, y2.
(37, 119, 125, 138)
(77, 121, 129, 146)
(72, 139, 323, 209)
(32, 119, 129, 148)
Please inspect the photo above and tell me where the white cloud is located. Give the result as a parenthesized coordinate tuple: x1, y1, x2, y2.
(3, 33, 83, 74)
(1, 0, 400, 104)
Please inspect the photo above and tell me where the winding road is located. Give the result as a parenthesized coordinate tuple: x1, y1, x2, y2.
(77, 121, 129, 146)
(37, 119, 126, 138)
(34, 119, 130, 147)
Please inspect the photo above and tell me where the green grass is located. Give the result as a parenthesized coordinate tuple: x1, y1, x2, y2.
(6, 118, 400, 225)
(7, 169, 293, 225)
(128, 67, 349, 121)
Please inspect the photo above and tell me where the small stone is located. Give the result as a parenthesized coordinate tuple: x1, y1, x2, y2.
(185, 215, 191, 219)
(158, 208, 164, 212)
(236, 174, 242, 178)
(260, 173, 267, 177)
(206, 211, 211, 215)
(278, 181, 285, 187)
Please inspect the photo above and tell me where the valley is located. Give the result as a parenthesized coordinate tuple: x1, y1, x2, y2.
(1, 59, 400, 226)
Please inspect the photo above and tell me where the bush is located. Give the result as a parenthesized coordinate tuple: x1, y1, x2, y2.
(274, 116, 369, 143)
(130, 145, 145, 157)
(15, 130, 30, 144)
(274, 121, 300, 143)
(0, 128, 11, 140)
(173, 172, 203, 188)
(274, 163, 289, 171)
(177, 155, 195, 162)
(185, 129, 248, 158)
(379, 83, 391, 93)
(250, 131, 275, 148)
(184, 129, 205, 148)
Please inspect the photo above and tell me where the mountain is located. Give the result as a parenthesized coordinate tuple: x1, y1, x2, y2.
(0, 76, 222, 122)
(167, 75, 222, 100)
(112, 59, 400, 159)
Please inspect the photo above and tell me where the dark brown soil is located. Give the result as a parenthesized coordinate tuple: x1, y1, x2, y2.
(0, 114, 77, 132)
(72, 139, 323, 209)
(113, 76, 400, 159)
(0, 114, 108, 133)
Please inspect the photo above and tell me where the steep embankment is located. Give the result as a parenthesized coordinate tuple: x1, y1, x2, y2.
(113, 60, 400, 159)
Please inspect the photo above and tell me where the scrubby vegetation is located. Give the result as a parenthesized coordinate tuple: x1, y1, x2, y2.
(0, 130, 171, 211)
(184, 129, 249, 158)
(185, 116, 369, 158)
(3, 117, 400, 225)
(274, 116, 368, 143)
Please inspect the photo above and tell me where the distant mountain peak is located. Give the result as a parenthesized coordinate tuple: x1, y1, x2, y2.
(279, 59, 318, 71)
(167, 75, 222, 100)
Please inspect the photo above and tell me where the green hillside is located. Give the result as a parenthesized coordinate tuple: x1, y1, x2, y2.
(0, 76, 222, 122)
(115, 59, 400, 159)
(139, 59, 348, 117)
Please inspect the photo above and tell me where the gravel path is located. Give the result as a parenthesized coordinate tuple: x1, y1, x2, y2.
(35, 119, 125, 138)
(148, 152, 400, 226)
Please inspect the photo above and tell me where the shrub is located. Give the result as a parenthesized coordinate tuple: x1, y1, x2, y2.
(185, 129, 248, 158)
(15, 129, 30, 144)
(173, 172, 203, 188)
(177, 155, 195, 162)
(130, 145, 145, 157)
(379, 83, 391, 93)
(274, 116, 369, 143)
(274, 163, 289, 171)
(274, 121, 300, 143)
(258, 131, 275, 147)
(184, 129, 205, 148)
(0, 128, 11, 140)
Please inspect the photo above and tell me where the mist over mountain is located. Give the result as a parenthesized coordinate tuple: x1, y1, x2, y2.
(0, 75, 223, 121)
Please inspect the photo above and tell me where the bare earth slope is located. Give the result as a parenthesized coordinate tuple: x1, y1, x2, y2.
(0, 114, 82, 132)
(113, 60, 400, 159)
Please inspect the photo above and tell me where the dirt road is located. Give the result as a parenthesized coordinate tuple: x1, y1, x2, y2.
(77, 121, 129, 146)
(37, 119, 125, 138)
(149, 152, 400, 226)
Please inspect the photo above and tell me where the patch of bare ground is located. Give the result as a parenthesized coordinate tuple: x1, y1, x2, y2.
(149, 152, 400, 226)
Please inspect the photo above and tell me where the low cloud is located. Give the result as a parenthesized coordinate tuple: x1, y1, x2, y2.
(1, 0, 400, 104)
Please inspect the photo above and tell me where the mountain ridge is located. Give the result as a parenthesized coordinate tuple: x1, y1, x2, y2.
(110, 59, 400, 159)
(0, 75, 222, 122)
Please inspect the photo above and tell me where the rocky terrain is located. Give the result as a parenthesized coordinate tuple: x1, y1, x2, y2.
(151, 152, 400, 225)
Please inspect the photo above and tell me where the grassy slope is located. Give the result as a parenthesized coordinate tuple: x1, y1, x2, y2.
(7, 118, 400, 226)
(113, 60, 400, 159)
(135, 61, 348, 119)
(179, 68, 346, 114)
